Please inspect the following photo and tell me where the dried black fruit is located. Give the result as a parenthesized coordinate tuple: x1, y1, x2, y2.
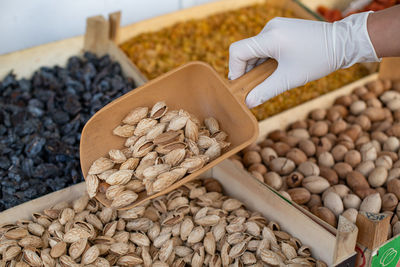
(0, 52, 136, 210)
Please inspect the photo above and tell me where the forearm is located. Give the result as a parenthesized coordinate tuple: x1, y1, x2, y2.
(367, 5, 400, 58)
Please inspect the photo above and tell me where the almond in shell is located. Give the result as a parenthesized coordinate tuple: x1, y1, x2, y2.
(150, 101, 168, 119)
(88, 157, 114, 175)
(105, 170, 133, 185)
(111, 191, 138, 209)
(113, 125, 135, 137)
(122, 107, 148, 125)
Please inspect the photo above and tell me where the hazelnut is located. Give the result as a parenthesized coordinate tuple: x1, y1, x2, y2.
(268, 130, 286, 141)
(298, 139, 316, 157)
(302, 176, 330, 194)
(259, 138, 274, 148)
(298, 161, 320, 177)
(376, 187, 387, 198)
(368, 166, 388, 188)
(387, 124, 400, 137)
(311, 206, 337, 228)
(290, 120, 308, 129)
(388, 168, 400, 181)
(353, 86, 368, 96)
(318, 151, 334, 167)
(260, 147, 277, 165)
(382, 193, 399, 212)
(263, 172, 282, 190)
(248, 163, 267, 175)
(355, 134, 371, 148)
(343, 194, 361, 210)
(335, 95, 353, 106)
(378, 151, 398, 162)
(309, 121, 328, 137)
(331, 144, 348, 162)
(307, 194, 322, 210)
(272, 142, 291, 157)
(334, 162, 353, 179)
(286, 148, 307, 165)
(346, 171, 370, 191)
(242, 151, 261, 167)
(344, 150, 362, 168)
(287, 188, 311, 205)
(323, 192, 344, 217)
(310, 109, 326, 121)
(387, 179, 400, 199)
(360, 142, 377, 161)
(359, 193, 382, 213)
(367, 98, 383, 108)
(280, 136, 300, 147)
(330, 119, 347, 135)
(322, 184, 351, 200)
(375, 155, 393, 170)
(366, 80, 385, 96)
(287, 128, 310, 140)
(355, 160, 375, 177)
(269, 157, 295, 175)
(350, 100, 367, 115)
(319, 166, 338, 185)
(355, 115, 371, 131)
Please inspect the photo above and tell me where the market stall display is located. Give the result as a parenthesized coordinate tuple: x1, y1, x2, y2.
(120, 2, 370, 120)
(233, 76, 400, 240)
(0, 53, 136, 211)
(0, 14, 147, 211)
(0, 178, 327, 266)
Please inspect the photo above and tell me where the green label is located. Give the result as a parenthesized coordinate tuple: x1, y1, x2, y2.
(371, 236, 400, 267)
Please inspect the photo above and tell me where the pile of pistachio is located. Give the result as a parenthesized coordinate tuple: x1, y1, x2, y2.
(86, 101, 230, 208)
(0, 179, 325, 266)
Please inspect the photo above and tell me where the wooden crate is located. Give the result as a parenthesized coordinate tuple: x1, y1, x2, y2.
(0, 14, 146, 85)
(0, 160, 356, 266)
(235, 58, 400, 267)
(111, 0, 318, 82)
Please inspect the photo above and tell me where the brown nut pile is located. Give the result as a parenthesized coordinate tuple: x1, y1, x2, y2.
(86, 102, 230, 208)
(120, 3, 370, 120)
(0, 179, 326, 266)
(233, 79, 400, 239)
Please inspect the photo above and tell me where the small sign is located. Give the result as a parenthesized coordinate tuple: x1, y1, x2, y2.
(371, 236, 400, 267)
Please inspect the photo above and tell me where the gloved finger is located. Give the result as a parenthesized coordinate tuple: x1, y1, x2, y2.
(245, 58, 259, 73)
(255, 58, 267, 67)
(245, 68, 288, 109)
(228, 36, 271, 80)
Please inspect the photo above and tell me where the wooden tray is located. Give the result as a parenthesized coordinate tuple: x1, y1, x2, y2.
(112, 0, 318, 82)
(236, 58, 400, 267)
(0, 14, 146, 85)
(0, 160, 356, 266)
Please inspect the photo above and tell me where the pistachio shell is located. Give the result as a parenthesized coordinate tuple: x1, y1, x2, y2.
(167, 115, 188, 131)
(108, 149, 126, 163)
(150, 101, 168, 119)
(204, 117, 220, 134)
(106, 170, 133, 185)
(88, 157, 114, 175)
(122, 107, 148, 125)
(111, 190, 138, 209)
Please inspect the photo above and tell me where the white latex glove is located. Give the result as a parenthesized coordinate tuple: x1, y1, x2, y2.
(228, 12, 380, 108)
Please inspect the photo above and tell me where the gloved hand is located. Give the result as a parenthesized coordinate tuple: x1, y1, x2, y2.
(228, 12, 380, 108)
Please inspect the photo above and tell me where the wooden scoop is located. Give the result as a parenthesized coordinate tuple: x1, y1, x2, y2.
(80, 59, 277, 209)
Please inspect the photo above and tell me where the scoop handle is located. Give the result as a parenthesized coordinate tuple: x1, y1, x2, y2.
(229, 59, 278, 105)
